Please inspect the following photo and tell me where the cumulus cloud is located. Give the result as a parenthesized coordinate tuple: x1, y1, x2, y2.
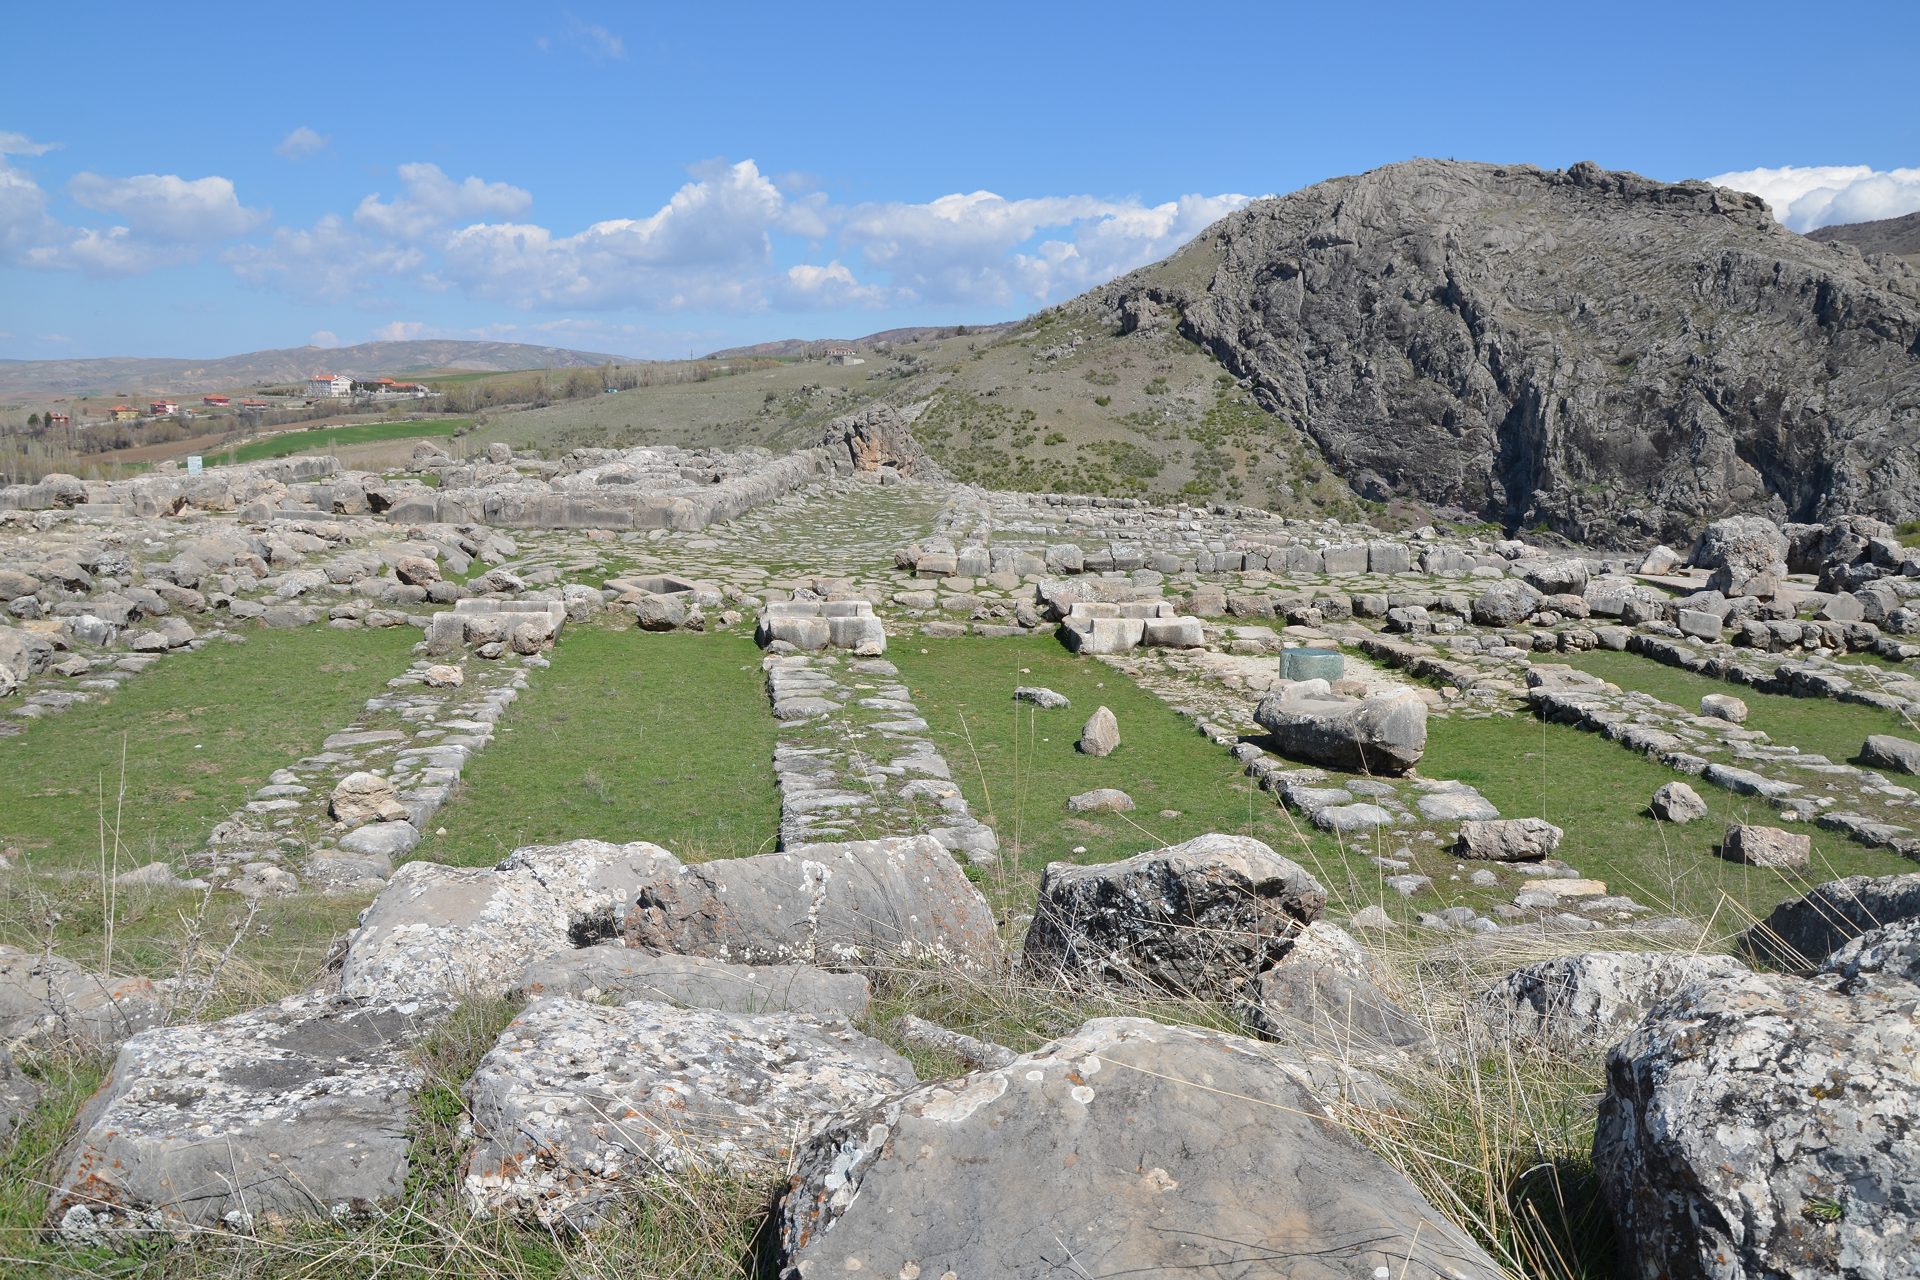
(839, 189, 1257, 305)
(0, 131, 59, 158)
(309, 330, 340, 347)
(540, 17, 625, 59)
(355, 162, 532, 240)
(373, 320, 424, 341)
(67, 172, 266, 241)
(776, 260, 885, 309)
(276, 126, 329, 160)
(0, 155, 57, 262)
(438, 159, 783, 309)
(1708, 164, 1920, 231)
(228, 213, 426, 300)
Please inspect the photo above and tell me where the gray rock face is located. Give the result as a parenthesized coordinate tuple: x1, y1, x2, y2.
(1253, 686, 1427, 775)
(775, 1017, 1504, 1279)
(621, 835, 1000, 971)
(1021, 833, 1325, 999)
(1595, 963, 1919, 1280)
(1724, 822, 1812, 868)
(1472, 951, 1750, 1052)
(1076, 704, 1119, 756)
(512, 944, 870, 1020)
(463, 998, 914, 1227)
(1072, 158, 1920, 541)
(1451, 817, 1564, 861)
(0, 946, 168, 1051)
(1862, 734, 1920, 775)
(50, 994, 442, 1237)
(0, 1051, 40, 1138)
(1649, 781, 1709, 823)
(1740, 872, 1920, 967)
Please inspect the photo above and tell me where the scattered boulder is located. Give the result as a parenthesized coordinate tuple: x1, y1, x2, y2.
(1698, 693, 1748, 723)
(512, 944, 870, 1020)
(463, 998, 914, 1227)
(423, 663, 464, 688)
(622, 835, 999, 971)
(1253, 686, 1427, 775)
(1694, 515, 1788, 597)
(328, 771, 408, 826)
(1595, 959, 1918, 1280)
(1723, 823, 1811, 869)
(1471, 579, 1543, 627)
(50, 994, 442, 1238)
(393, 555, 440, 587)
(1861, 734, 1920, 775)
(0, 946, 167, 1052)
(1649, 781, 1709, 824)
(775, 1018, 1504, 1279)
(1021, 833, 1324, 999)
(1076, 705, 1119, 756)
(1471, 951, 1750, 1052)
(1013, 685, 1069, 709)
(1739, 872, 1920, 967)
(1066, 787, 1134, 813)
(1451, 817, 1564, 862)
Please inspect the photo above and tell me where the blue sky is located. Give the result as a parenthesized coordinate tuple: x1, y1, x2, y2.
(3, 0, 1917, 361)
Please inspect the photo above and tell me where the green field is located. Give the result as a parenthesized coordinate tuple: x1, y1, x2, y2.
(1561, 647, 1919, 777)
(1422, 708, 1914, 929)
(890, 636, 1380, 910)
(412, 625, 781, 866)
(228, 417, 473, 463)
(0, 625, 413, 988)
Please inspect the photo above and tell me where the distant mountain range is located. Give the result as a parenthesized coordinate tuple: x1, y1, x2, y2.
(1807, 210, 1920, 266)
(706, 324, 1015, 360)
(0, 340, 636, 401)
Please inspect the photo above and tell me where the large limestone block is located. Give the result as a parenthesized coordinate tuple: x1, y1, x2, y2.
(1471, 951, 1750, 1052)
(1022, 833, 1324, 999)
(0, 946, 167, 1052)
(1237, 922, 1428, 1055)
(463, 998, 913, 1226)
(1694, 515, 1788, 597)
(50, 994, 441, 1238)
(1450, 817, 1564, 861)
(775, 1017, 1504, 1279)
(621, 835, 1000, 971)
(1739, 872, 1920, 967)
(1595, 956, 1919, 1280)
(513, 944, 870, 1020)
(1253, 687, 1427, 774)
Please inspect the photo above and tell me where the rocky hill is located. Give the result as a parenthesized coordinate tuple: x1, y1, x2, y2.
(1808, 210, 1920, 266)
(1062, 159, 1920, 544)
(0, 339, 635, 400)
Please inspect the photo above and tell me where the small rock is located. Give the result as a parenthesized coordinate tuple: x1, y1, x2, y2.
(1722, 823, 1811, 869)
(1698, 693, 1748, 723)
(1451, 818, 1564, 862)
(1649, 781, 1709, 824)
(423, 663, 464, 688)
(1013, 686, 1069, 709)
(1077, 705, 1119, 757)
(1066, 787, 1134, 814)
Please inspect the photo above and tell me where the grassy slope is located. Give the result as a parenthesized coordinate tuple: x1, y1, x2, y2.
(890, 636, 1378, 913)
(1559, 648, 1919, 776)
(1423, 710, 1914, 928)
(411, 626, 780, 867)
(227, 417, 472, 464)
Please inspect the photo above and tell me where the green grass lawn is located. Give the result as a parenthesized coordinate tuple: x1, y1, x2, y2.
(1560, 648, 1919, 778)
(228, 417, 473, 464)
(412, 625, 781, 867)
(0, 625, 413, 990)
(891, 636, 1381, 911)
(1423, 710, 1914, 930)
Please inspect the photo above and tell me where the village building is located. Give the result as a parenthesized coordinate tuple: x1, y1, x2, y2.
(308, 373, 353, 398)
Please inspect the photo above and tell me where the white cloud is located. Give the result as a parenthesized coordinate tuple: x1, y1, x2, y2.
(67, 172, 266, 241)
(373, 320, 424, 341)
(276, 126, 329, 160)
(1708, 164, 1920, 231)
(541, 17, 625, 60)
(438, 159, 783, 309)
(228, 213, 426, 300)
(0, 131, 59, 158)
(309, 329, 340, 347)
(0, 155, 57, 262)
(839, 189, 1257, 305)
(777, 260, 886, 309)
(355, 162, 532, 241)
